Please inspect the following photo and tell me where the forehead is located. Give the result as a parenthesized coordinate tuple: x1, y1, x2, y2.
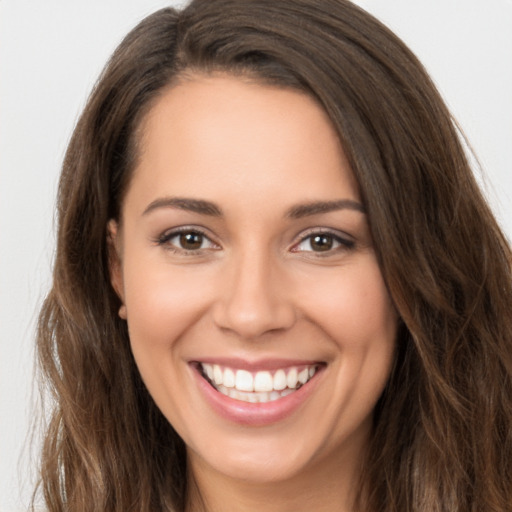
(127, 74, 360, 215)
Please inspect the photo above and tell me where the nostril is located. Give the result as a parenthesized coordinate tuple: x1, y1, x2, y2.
(212, 298, 296, 339)
(211, 257, 297, 337)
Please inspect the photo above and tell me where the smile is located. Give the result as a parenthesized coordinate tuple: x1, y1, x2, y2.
(199, 363, 319, 404)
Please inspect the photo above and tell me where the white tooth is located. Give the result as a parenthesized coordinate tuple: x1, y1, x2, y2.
(258, 392, 270, 403)
(309, 366, 316, 378)
(286, 368, 298, 389)
(281, 388, 294, 397)
(223, 368, 235, 388)
(273, 369, 287, 390)
(270, 391, 281, 401)
(247, 393, 258, 403)
(228, 388, 240, 399)
(254, 371, 273, 392)
(298, 368, 309, 384)
(213, 365, 223, 385)
(217, 384, 228, 396)
(203, 363, 214, 381)
(235, 370, 254, 392)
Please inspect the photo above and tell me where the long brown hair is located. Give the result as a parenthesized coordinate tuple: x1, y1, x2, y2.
(35, 1, 512, 510)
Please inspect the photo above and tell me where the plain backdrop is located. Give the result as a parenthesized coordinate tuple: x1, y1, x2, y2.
(1, 1, 511, 510)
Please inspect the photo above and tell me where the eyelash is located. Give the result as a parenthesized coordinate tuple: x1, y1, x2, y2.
(155, 227, 355, 256)
(291, 229, 355, 256)
(155, 227, 218, 255)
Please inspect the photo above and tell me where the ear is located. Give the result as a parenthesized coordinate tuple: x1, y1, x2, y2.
(107, 220, 127, 319)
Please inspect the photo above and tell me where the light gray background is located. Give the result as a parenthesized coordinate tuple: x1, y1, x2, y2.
(1, 1, 511, 510)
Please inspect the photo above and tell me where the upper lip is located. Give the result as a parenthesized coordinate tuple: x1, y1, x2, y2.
(190, 357, 324, 372)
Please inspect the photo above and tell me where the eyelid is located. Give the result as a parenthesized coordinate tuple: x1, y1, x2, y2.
(290, 227, 355, 254)
(153, 225, 355, 256)
(155, 225, 220, 252)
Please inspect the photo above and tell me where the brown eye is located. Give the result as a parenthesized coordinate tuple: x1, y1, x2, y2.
(292, 230, 355, 255)
(310, 234, 334, 252)
(157, 229, 217, 253)
(179, 232, 203, 250)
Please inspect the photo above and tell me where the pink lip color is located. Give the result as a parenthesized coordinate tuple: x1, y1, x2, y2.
(191, 363, 323, 426)
(194, 357, 320, 372)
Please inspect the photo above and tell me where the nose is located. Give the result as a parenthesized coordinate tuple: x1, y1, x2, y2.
(212, 249, 296, 339)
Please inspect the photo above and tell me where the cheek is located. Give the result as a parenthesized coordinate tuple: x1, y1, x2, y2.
(121, 256, 219, 420)
(297, 258, 397, 352)
(306, 260, 397, 423)
(122, 254, 216, 355)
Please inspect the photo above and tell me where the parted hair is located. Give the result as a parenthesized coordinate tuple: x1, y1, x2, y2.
(35, 1, 512, 511)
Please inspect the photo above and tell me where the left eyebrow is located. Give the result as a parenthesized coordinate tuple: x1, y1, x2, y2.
(142, 196, 223, 217)
(285, 199, 365, 219)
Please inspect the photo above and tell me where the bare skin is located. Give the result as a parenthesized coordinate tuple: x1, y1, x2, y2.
(110, 74, 397, 511)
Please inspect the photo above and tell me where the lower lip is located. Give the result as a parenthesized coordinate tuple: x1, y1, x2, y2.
(192, 365, 323, 426)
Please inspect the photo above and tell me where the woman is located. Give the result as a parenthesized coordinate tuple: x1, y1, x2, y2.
(35, 0, 512, 511)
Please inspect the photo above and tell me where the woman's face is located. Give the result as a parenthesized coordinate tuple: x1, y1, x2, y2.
(111, 75, 397, 486)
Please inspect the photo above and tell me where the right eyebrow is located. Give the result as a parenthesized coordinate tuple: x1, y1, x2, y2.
(141, 196, 223, 217)
(285, 199, 365, 219)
